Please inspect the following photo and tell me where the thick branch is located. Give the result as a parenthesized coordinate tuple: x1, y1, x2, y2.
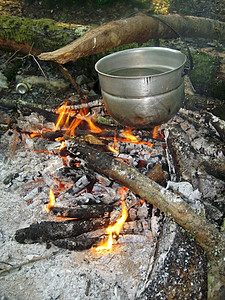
(38, 13, 225, 64)
(68, 141, 223, 255)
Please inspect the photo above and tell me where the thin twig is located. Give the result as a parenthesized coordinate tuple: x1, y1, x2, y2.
(0, 253, 53, 275)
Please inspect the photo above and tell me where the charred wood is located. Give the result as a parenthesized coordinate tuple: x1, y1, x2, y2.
(165, 125, 199, 186)
(50, 204, 114, 219)
(206, 112, 225, 141)
(68, 140, 222, 254)
(0, 98, 57, 123)
(52, 236, 101, 251)
(201, 158, 225, 182)
(146, 163, 167, 187)
(15, 218, 110, 244)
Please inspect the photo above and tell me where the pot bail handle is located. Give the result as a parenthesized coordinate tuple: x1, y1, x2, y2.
(148, 14, 193, 75)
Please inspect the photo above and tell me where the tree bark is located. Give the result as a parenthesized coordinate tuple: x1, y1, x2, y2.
(68, 140, 225, 300)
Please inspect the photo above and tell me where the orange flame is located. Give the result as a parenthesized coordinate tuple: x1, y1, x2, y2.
(121, 128, 153, 148)
(108, 132, 119, 153)
(53, 102, 102, 136)
(29, 132, 40, 138)
(95, 187, 128, 252)
(45, 188, 55, 213)
(152, 125, 164, 140)
(54, 102, 68, 131)
(108, 144, 119, 154)
(59, 140, 66, 151)
(86, 118, 102, 134)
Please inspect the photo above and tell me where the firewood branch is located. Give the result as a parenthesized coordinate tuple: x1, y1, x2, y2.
(68, 140, 225, 300)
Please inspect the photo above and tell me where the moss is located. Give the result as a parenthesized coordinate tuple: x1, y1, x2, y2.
(188, 51, 224, 99)
(0, 15, 84, 51)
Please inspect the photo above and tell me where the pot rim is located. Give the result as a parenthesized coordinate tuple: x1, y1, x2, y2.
(95, 47, 187, 79)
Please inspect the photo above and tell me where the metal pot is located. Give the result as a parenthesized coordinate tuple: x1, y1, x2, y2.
(95, 47, 187, 128)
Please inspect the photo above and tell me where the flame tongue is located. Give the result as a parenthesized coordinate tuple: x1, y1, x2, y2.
(95, 187, 128, 252)
(53, 102, 102, 136)
(45, 188, 55, 213)
(121, 128, 153, 148)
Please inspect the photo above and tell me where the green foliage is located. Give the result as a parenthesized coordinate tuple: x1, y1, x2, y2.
(189, 51, 224, 99)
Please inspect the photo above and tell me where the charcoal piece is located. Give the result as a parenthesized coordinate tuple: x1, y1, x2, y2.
(51, 204, 114, 219)
(136, 223, 207, 300)
(67, 175, 93, 195)
(41, 130, 65, 141)
(146, 163, 167, 187)
(54, 166, 86, 183)
(202, 158, 225, 182)
(15, 218, 110, 244)
(52, 236, 101, 251)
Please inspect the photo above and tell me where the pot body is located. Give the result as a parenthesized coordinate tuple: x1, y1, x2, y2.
(95, 47, 187, 128)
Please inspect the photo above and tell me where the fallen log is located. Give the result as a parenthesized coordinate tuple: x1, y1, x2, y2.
(0, 14, 90, 55)
(68, 140, 225, 300)
(0, 13, 224, 62)
(38, 13, 225, 64)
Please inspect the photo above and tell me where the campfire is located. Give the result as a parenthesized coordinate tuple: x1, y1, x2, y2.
(1, 87, 224, 299)
(14, 98, 167, 253)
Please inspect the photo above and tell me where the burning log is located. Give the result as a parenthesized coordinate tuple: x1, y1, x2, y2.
(68, 140, 225, 300)
(50, 204, 114, 219)
(15, 218, 109, 245)
(52, 236, 101, 251)
(68, 141, 222, 252)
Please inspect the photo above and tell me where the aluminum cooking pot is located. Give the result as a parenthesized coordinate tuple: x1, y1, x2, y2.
(95, 47, 187, 128)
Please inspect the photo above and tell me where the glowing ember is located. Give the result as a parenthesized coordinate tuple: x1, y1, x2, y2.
(29, 132, 40, 138)
(95, 187, 128, 252)
(45, 188, 55, 213)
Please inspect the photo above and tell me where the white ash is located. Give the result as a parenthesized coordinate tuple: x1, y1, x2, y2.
(166, 181, 203, 210)
(17, 112, 55, 133)
(0, 131, 161, 300)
